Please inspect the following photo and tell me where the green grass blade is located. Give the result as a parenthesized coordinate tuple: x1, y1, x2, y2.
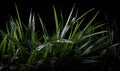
(15, 3, 21, 25)
(108, 43, 120, 48)
(38, 14, 49, 42)
(36, 42, 51, 51)
(81, 36, 108, 56)
(13, 30, 18, 40)
(73, 8, 95, 24)
(69, 18, 84, 40)
(28, 12, 35, 32)
(7, 35, 20, 46)
(78, 40, 91, 51)
(53, 6, 59, 39)
(53, 39, 73, 43)
(27, 49, 38, 64)
(0, 35, 7, 54)
(43, 47, 50, 58)
(60, 5, 75, 38)
(85, 23, 105, 33)
(91, 23, 105, 31)
(27, 13, 36, 43)
(82, 31, 107, 39)
(15, 4, 23, 40)
(78, 11, 100, 40)
(83, 11, 100, 32)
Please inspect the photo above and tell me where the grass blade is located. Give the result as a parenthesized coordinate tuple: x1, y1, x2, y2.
(0, 35, 7, 54)
(78, 11, 100, 40)
(82, 31, 107, 39)
(60, 5, 75, 38)
(36, 42, 51, 51)
(27, 49, 38, 64)
(73, 8, 95, 24)
(38, 14, 49, 42)
(53, 6, 59, 39)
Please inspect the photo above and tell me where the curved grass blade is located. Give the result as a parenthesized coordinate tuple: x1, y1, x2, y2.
(81, 36, 108, 56)
(82, 31, 107, 39)
(38, 14, 49, 42)
(36, 42, 51, 51)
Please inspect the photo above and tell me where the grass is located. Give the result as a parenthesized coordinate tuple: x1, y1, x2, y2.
(0, 5, 120, 71)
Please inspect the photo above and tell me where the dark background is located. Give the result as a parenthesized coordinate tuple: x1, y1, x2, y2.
(0, 0, 120, 31)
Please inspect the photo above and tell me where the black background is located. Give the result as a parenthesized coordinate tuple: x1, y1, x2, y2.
(0, 0, 120, 31)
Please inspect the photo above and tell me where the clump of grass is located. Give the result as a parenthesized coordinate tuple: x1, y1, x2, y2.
(0, 5, 119, 71)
